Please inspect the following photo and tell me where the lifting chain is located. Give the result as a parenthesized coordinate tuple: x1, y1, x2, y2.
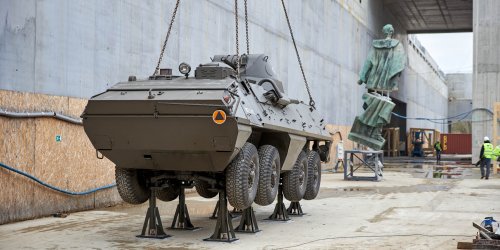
(244, 0, 250, 54)
(234, 0, 240, 77)
(280, 0, 316, 108)
(153, 0, 181, 76)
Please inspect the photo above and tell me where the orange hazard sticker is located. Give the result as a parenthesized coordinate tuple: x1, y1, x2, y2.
(212, 110, 227, 124)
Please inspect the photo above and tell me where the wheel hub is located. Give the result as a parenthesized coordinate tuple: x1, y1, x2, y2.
(298, 163, 305, 185)
(248, 160, 256, 190)
(313, 165, 319, 185)
(271, 163, 278, 187)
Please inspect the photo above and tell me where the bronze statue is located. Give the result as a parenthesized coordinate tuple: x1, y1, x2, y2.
(349, 24, 406, 150)
(358, 24, 406, 92)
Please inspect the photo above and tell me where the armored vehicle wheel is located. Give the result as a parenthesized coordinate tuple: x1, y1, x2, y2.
(282, 151, 308, 202)
(157, 185, 180, 202)
(303, 151, 321, 200)
(255, 145, 281, 206)
(226, 142, 259, 210)
(195, 180, 218, 198)
(115, 167, 149, 204)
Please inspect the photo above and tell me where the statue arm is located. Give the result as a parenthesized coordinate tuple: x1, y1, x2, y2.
(358, 49, 374, 84)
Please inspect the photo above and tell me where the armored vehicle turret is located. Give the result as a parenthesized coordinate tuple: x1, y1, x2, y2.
(82, 54, 331, 209)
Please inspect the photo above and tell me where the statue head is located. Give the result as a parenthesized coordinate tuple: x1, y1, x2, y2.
(382, 24, 394, 38)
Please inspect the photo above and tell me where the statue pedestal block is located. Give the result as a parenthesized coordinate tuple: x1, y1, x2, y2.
(348, 132, 384, 150)
(348, 117, 385, 150)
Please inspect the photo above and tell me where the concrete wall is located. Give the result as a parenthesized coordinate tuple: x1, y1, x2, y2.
(447, 73, 473, 117)
(447, 73, 473, 100)
(394, 36, 449, 133)
(447, 73, 472, 133)
(472, 0, 500, 161)
(0, 0, 376, 125)
(0, 0, 451, 223)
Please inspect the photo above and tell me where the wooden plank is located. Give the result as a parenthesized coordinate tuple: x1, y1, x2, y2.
(0, 90, 120, 224)
(472, 239, 500, 249)
(480, 231, 493, 240)
(0, 117, 37, 224)
(325, 124, 352, 168)
(407, 132, 411, 156)
(456, 241, 473, 249)
(383, 127, 400, 157)
(473, 222, 493, 240)
(473, 222, 490, 233)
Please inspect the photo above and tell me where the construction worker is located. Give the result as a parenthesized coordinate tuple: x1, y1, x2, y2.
(479, 136, 494, 179)
(495, 145, 500, 161)
(434, 140, 442, 164)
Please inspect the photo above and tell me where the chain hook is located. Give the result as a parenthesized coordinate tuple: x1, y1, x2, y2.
(309, 100, 316, 109)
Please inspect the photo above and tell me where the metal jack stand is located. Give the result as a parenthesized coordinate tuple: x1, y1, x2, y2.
(209, 200, 220, 219)
(210, 201, 240, 220)
(287, 201, 305, 216)
(169, 187, 199, 230)
(267, 184, 290, 221)
(137, 189, 170, 239)
(204, 190, 238, 242)
(333, 159, 344, 173)
(235, 206, 261, 233)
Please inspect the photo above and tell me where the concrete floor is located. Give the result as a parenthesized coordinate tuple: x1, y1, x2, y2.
(1, 164, 499, 249)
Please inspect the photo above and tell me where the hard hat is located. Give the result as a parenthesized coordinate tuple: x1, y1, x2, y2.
(484, 136, 490, 141)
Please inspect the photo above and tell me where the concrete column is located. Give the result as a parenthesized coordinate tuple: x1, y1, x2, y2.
(472, 0, 500, 162)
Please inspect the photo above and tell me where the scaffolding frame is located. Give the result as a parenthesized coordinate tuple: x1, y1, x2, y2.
(383, 127, 400, 157)
(407, 128, 440, 157)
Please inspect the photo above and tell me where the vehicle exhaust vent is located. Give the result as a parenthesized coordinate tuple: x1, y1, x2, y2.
(195, 64, 234, 79)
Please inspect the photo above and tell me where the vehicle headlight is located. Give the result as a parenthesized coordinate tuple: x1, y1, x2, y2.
(179, 62, 191, 75)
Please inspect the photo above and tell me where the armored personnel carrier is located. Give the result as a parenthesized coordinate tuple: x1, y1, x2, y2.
(82, 54, 331, 210)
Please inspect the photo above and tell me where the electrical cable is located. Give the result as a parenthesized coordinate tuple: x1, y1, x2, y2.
(272, 233, 474, 249)
(0, 162, 116, 196)
(393, 108, 492, 120)
(330, 129, 343, 141)
(391, 108, 494, 124)
(0, 109, 83, 125)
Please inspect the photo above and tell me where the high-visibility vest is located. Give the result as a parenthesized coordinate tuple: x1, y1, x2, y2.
(484, 143, 494, 159)
(494, 146, 500, 157)
(434, 142, 442, 151)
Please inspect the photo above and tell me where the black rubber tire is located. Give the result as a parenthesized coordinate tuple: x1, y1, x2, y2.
(156, 185, 180, 202)
(282, 151, 308, 202)
(303, 151, 322, 200)
(115, 167, 149, 204)
(226, 142, 259, 210)
(318, 145, 330, 162)
(195, 180, 218, 198)
(255, 145, 281, 206)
